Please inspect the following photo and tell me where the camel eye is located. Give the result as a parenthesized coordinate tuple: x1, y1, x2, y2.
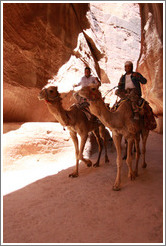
(92, 88, 96, 91)
(49, 90, 54, 93)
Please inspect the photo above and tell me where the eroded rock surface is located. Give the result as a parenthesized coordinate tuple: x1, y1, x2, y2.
(137, 3, 163, 132)
(3, 3, 89, 122)
(3, 3, 163, 132)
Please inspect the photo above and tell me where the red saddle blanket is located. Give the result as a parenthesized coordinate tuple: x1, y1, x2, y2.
(143, 101, 157, 130)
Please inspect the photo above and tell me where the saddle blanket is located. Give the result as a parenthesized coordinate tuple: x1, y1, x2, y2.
(110, 98, 157, 131)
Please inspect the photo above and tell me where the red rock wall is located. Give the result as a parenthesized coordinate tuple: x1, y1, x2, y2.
(3, 3, 163, 132)
(137, 3, 163, 132)
(3, 3, 89, 122)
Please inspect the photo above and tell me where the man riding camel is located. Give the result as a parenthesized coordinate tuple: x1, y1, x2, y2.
(73, 66, 101, 120)
(115, 61, 147, 120)
(73, 66, 101, 103)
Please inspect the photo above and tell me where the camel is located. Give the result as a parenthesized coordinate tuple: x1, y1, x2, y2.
(78, 85, 149, 190)
(38, 84, 109, 178)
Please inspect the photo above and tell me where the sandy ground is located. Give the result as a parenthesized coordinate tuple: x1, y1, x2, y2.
(2, 122, 163, 243)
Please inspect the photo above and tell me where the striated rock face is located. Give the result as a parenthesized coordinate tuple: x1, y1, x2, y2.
(3, 3, 89, 122)
(137, 3, 163, 133)
(3, 3, 89, 87)
(3, 3, 163, 132)
(87, 3, 141, 84)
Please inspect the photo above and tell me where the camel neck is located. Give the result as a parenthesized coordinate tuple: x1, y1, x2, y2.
(89, 100, 111, 127)
(88, 98, 121, 130)
(47, 101, 70, 127)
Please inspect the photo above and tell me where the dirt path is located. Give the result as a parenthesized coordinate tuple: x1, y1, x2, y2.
(2, 123, 163, 243)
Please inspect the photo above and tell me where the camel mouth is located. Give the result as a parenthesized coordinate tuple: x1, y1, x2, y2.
(38, 95, 42, 100)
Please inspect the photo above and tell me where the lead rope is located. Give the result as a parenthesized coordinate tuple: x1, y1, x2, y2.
(103, 85, 118, 98)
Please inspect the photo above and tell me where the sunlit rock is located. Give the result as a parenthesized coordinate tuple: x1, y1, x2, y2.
(3, 3, 163, 132)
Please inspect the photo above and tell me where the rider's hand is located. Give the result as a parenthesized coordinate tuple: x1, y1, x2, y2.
(132, 72, 140, 78)
(95, 77, 101, 87)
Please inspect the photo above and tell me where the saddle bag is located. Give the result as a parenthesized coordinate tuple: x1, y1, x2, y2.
(143, 102, 157, 130)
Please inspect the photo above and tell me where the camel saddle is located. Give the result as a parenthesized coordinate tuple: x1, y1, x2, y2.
(110, 98, 127, 112)
(140, 100, 157, 130)
(71, 102, 102, 124)
(110, 98, 157, 131)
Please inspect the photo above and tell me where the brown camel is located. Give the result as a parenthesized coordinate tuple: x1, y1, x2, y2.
(38, 85, 109, 178)
(78, 85, 149, 190)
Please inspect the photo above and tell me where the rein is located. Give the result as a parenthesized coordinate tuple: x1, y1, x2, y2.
(103, 85, 118, 98)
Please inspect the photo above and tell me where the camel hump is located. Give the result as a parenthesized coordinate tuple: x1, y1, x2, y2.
(110, 98, 128, 112)
(70, 102, 101, 124)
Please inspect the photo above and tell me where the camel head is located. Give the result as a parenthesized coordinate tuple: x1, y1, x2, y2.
(38, 85, 61, 103)
(78, 85, 102, 101)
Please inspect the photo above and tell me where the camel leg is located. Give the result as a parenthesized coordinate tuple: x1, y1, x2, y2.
(141, 129, 149, 168)
(112, 134, 122, 191)
(79, 134, 92, 167)
(99, 125, 109, 163)
(123, 139, 136, 160)
(69, 131, 79, 178)
(92, 129, 103, 167)
(134, 135, 140, 177)
(126, 138, 135, 180)
(123, 139, 127, 160)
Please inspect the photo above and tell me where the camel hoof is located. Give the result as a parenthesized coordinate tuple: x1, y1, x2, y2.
(93, 163, 99, 167)
(134, 171, 139, 177)
(87, 160, 92, 167)
(112, 185, 121, 191)
(105, 157, 109, 163)
(142, 163, 147, 168)
(69, 172, 78, 178)
(128, 172, 135, 180)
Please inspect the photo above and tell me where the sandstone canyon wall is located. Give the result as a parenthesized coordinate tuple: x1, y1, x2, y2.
(137, 3, 163, 133)
(3, 3, 90, 122)
(3, 3, 163, 132)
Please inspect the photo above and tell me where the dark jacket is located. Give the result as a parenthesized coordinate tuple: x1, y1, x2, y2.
(118, 72, 147, 96)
